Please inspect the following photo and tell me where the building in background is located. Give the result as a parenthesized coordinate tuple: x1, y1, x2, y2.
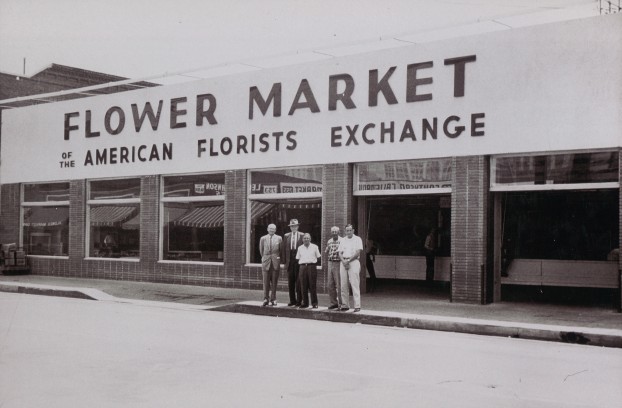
(1, 15, 620, 309)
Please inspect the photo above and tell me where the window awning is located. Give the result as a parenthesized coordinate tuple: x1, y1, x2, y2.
(90, 206, 137, 227)
(251, 201, 276, 222)
(174, 206, 224, 228)
(23, 206, 68, 228)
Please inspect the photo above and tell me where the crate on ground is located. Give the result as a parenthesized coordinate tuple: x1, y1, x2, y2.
(1, 243, 30, 274)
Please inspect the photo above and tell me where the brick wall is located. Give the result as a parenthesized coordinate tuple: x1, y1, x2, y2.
(451, 156, 489, 304)
(226, 170, 252, 288)
(0, 184, 20, 244)
(320, 163, 353, 293)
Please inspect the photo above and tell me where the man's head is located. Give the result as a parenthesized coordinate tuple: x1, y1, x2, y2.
(267, 224, 276, 235)
(330, 226, 340, 240)
(303, 233, 311, 246)
(289, 219, 300, 232)
(345, 224, 354, 238)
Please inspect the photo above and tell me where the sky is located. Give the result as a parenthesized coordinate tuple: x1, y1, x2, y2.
(0, 0, 601, 82)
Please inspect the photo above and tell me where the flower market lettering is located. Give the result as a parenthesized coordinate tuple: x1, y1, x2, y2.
(63, 54, 477, 141)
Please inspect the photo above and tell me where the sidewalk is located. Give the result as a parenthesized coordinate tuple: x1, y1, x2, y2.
(1, 274, 621, 348)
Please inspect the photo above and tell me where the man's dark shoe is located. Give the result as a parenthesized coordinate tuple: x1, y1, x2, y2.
(270, 301, 277, 306)
(312, 304, 318, 309)
(299, 304, 309, 309)
(327, 304, 338, 310)
(262, 300, 269, 307)
(287, 303, 296, 307)
(354, 308, 361, 313)
(340, 307, 349, 311)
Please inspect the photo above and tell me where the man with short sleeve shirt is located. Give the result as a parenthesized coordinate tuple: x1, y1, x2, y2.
(338, 224, 363, 312)
(325, 226, 342, 310)
(296, 233, 321, 308)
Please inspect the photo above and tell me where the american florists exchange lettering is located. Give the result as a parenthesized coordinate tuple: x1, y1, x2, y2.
(62, 54, 483, 167)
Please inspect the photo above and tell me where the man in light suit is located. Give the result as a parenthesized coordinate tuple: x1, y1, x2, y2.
(259, 223, 282, 306)
(283, 219, 304, 306)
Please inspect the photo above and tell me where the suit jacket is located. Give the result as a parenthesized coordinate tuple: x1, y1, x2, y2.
(282, 231, 305, 267)
(259, 233, 282, 271)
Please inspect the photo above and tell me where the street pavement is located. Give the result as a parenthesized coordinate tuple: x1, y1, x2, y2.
(1, 291, 621, 408)
(1, 274, 621, 348)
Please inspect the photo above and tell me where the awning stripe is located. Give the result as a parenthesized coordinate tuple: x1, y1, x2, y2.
(250, 201, 275, 221)
(90, 206, 137, 227)
(174, 206, 224, 228)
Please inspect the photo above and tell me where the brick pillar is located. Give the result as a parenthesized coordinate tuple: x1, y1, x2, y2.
(224, 169, 247, 285)
(140, 175, 159, 278)
(0, 184, 20, 244)
(451, 156, 489, 304)
(69, 179, 86, 274)
(321, 164, 353, 293)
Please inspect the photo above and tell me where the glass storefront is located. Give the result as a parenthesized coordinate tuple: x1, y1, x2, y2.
(21, 182, 70, 256)
(366, 196, 451, 258)
(355, 158, 453, 282)
(248, 167, 322, 264)
(493, 151, 619, 188)
(87, 178, 141, 258)
(492, 151, 620, 288)
(500, 190, 619, 264)
(161, 173, 225, 262)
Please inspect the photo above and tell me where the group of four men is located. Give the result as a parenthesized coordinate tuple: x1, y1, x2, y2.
(259, 219, 363, 312)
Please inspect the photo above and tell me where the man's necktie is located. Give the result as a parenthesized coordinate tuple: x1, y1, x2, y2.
(269, 235, 272, 252)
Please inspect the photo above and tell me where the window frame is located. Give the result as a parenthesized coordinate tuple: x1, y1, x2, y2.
(20, 182, 70, 259)
(354, 158, 453, 196)
(490, 149, 620, 192)
(247, 166, 323, 265)
(159, 172, 225, 264)
(86, 177, 141, 261)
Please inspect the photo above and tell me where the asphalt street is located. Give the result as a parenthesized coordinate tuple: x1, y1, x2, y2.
(1, 292, 621, 407)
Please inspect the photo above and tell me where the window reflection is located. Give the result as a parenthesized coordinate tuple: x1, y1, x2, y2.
(22, 206, 69, 256)
(89, 204, 140, 258)
(162, 202, 224, 261)
(249, 199, 322, 264)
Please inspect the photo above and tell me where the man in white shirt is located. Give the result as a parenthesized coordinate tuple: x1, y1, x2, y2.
(338, 224, 363, 312)
(296, 233, 321, 308)
(283, 219, 304, 306)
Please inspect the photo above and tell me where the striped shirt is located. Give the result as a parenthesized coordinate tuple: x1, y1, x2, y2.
(325, 237, 342, 261)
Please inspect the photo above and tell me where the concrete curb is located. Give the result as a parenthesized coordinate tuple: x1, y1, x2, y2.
(211, 301, 622, 349)
(0, 282, 210, 312)
(0, 283, 97, 301)
(3, 283, 621, 348)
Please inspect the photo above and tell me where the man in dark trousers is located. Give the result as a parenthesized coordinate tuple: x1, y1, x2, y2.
(424, 228, 438, 282)
(283, 219, 304, 306)
(259, 223, 282, 306)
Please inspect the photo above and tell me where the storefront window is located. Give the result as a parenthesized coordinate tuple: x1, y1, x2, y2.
(248, 167, 322, 264)
(355, 158, 452, 195)
(88, 179, 140, 258)
(366, 196, 451, 257)
(492, 151, 619, 188)
(501, 191, 619, 263)
(161, 174, 225, 262)
(21, 182, 70, 256)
